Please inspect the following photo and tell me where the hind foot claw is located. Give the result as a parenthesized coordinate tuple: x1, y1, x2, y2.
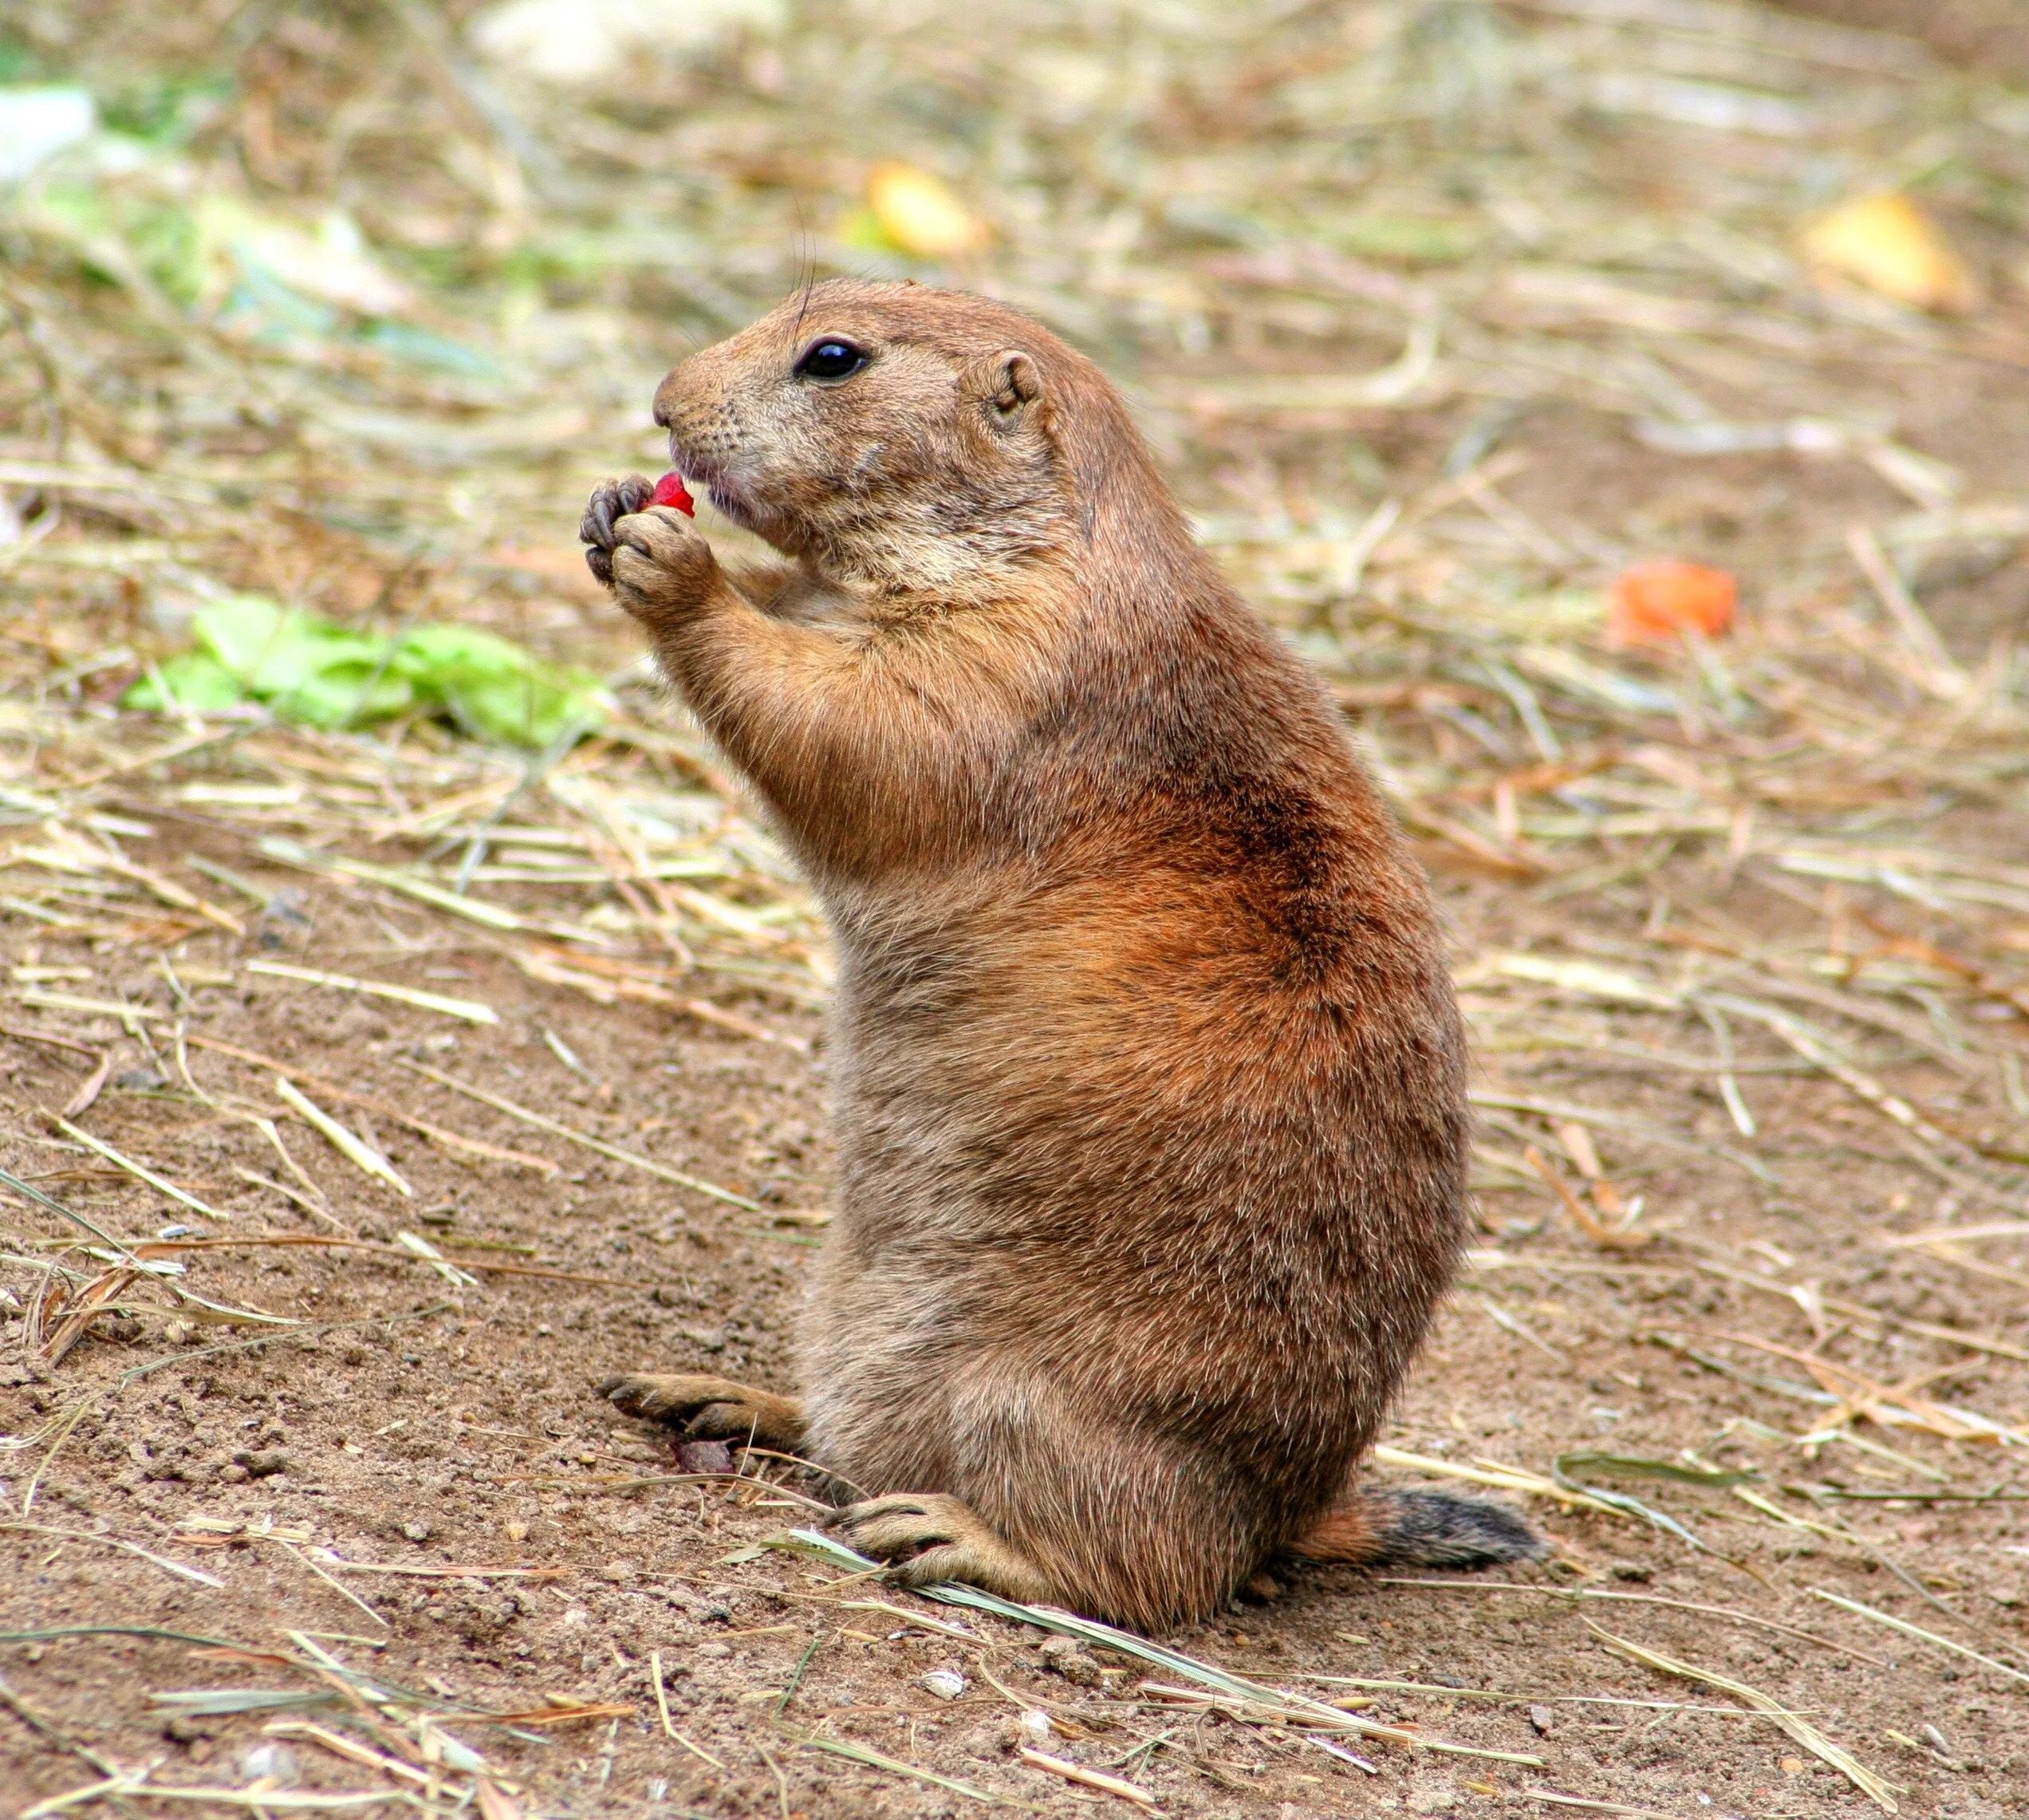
(825, 1492, 1053, 1603)
(597, 1372, 806, 1452)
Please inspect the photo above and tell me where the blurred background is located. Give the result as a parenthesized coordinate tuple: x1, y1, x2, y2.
(3, 0, 2025, 720)
(6, 8, 2029, 1815)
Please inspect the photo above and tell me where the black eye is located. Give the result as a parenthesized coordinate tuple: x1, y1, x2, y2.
(796, 339, 866, 381)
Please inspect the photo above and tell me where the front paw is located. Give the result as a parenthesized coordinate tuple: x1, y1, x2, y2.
(580, 475, 654, 586)
(609, 506, 722, 633)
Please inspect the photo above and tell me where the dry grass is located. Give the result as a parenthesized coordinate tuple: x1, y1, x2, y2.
(2, 0, 2028, 1814)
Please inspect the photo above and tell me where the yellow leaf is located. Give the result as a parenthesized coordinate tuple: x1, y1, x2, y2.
(866, 162, 987, 259)
(1799, 192, 1976, 315)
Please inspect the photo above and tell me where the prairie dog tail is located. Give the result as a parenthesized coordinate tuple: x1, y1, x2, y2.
(1287, 1487, 1547, 1570)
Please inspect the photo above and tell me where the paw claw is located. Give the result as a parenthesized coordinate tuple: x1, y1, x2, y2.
(580, 475, 652, 553)
(824, 1493, 1048, 1602)
(597, 1372, 806, 1452)
(602, 503, 720, 628)
(828, 1494, 965, 1563)
(677, 1401, 754, 1441)
(597, 1372, 664, 1420)
(579, 475, 660, 593)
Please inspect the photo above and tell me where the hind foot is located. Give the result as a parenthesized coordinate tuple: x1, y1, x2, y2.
(827, 1493, 1054, 1605)
(597, 1372, 806, 1452)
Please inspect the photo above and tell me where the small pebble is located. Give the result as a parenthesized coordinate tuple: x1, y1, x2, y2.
(675, 1438, 735, 1475)
(237, 1742, 299, 1788)
(1018, 1709, 1052, 1744)
(921, 1668, 967, 1700)
(1037, 1634, 1102, 1687)
(1528, 1704, 1555, 1735)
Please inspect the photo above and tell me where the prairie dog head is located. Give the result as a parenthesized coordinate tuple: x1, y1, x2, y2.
(652, 280, 1103, 600)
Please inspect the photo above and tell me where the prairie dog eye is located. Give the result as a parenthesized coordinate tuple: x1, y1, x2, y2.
(796, 339, 867, 381)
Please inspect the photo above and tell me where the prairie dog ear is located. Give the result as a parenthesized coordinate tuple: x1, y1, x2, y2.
(965, 349, 1049, 429)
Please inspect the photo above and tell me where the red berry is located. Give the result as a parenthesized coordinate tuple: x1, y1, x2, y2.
(651, 471, 696, 516)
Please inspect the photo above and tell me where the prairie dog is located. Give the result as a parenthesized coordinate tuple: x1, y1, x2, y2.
(583, 280, 1542, 1629)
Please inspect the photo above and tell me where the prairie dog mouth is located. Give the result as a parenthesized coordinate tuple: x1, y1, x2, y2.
(673, 459, 795, 553)
(664, 443, 740, 522)
(701, 476, 758, 532)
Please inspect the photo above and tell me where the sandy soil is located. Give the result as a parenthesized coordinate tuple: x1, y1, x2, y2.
(5, 2, 2029, 1815)
(3, 681, 2027, 1818)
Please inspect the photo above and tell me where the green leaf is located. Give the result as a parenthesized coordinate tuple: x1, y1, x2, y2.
(1547, 1452, 1730, 1551)
(764, 1530, 1543, 1767)
(270, 660, 413, 730)
(838, 207, 901, 255)
(124, 199, 207, 304)
(123, 651, 245, 714)
(140, 596, 599, 747)
(393, 623, 605, 748)
(355, 320, 500, 377)
(100, 75, 234, 148)
(192, 593, 410, 727)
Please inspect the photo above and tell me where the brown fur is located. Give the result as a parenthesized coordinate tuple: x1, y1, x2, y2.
(584, 279, 1538, 1629)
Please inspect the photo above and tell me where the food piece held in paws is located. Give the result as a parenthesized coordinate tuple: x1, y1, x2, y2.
(651, 471, 695, 515)
(583, 280, 1540, 1629)
(577, 477, 722, 627)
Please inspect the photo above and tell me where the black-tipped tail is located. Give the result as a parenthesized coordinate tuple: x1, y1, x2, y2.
(1288, 1487, 1548, 1569)
(1365, 1487, 1548, 1567)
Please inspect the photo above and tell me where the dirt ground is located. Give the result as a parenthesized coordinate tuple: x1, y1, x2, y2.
(6, 460, 2029, 1816)
(12, 684, 2029, 1820)
(6, 0, 2029, 1816)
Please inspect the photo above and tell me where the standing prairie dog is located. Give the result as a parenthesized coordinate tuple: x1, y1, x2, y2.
(582, 279, 1542, 1629)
